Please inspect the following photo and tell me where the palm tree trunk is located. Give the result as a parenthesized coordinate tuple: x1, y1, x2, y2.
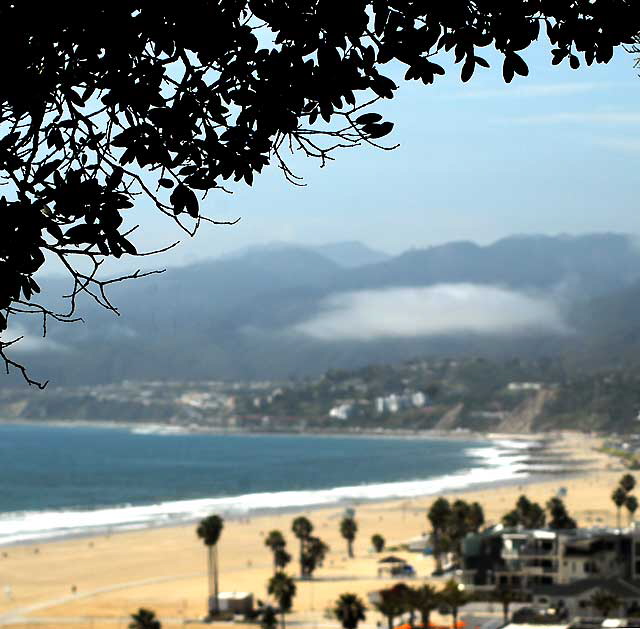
(208, 545, 215, 615)
(300, 539, 304, 578)
(617, 507, 621, 529)
(387, 614, 393, 629)
(348, 539, 353, 558)
(421, 609, 431, 628)
(452, 608, 458, 629)
(434, 532, 443, 572)
(281, 608, 286, 629)
(213, 544, 220, 615)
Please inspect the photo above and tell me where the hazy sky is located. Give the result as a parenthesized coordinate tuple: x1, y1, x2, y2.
(106, 42, 640, 270)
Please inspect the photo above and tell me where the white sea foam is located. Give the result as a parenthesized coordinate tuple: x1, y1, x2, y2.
(0, 439, 531, 546)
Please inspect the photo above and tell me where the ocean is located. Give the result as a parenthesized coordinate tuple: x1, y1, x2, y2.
(0, 423, 532, 546)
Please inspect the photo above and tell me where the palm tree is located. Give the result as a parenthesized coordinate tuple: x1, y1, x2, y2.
(274, 547, 292, 572)
(626, 494, 638, 525)
(493, 586, 515, 624)
(438, 580, 470, 629)
(340, 517, 358, 558)
(268, 572, 297, 629)
(265, 530, 287, 573)
(129, 608, 161, 629)
(467, 502, 485, 533)
(620, 473, 637, 493)
(589, 590, 621, 618)
(301, 536, 329, 578)
(412, 584, 439, 628)
(334, 593, 367, 629)
(197, 514, 224, 616)
(371, 534, 385, 553)
(612, 487, 627, 528)
(292, 516, 313, 577)
(373, 589, 407, 629)
(428, 497, 452, 572)
(261, 606, 278, 629)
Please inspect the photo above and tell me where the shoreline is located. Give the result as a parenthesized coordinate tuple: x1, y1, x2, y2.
(0, 431, 594, 549)
(0, 416, 547, 442)
(0, 432, 623, 629)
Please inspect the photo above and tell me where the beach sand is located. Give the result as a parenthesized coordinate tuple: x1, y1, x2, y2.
(0, 432, 628, 628)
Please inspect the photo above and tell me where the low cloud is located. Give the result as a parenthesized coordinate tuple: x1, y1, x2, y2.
(295, 284, 570, 341)
(3, 324, 69, 354)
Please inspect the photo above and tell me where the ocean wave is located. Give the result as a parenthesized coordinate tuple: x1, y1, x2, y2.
(0, 440, 530, 546)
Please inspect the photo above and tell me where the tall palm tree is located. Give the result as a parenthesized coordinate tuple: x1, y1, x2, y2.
(412, 584, 439, 628)
(334, 593, 367, 629)
(428, 497, 452, 572)
(626, 494, 638, 525)
(265, 530, 287, 573)
(589, 590, 621, 618)
(197, 514, 224, 616)
(129, 608, 161, 629)
(340, 517, 358, 558)
(292, 516, 313, 578)
(371, 534, 385, 553)
(612, 487, 627, 528)
(438, 580, 470, 629)
(620, 473, 637, 494)
(268, 572, 297, 629)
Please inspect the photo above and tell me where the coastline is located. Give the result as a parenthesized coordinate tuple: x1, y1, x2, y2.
(0, 428, 596, 548)
(0, 431, 623, 629)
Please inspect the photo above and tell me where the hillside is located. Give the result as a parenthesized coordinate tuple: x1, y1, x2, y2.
(4, 233, 640, 386)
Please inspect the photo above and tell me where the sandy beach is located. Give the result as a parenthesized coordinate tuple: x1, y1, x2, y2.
(0, 432, 628, 629)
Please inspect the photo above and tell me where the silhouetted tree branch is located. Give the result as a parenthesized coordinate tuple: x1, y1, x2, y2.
(2, 1, 639, 385)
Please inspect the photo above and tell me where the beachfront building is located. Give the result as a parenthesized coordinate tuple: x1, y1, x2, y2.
(461, 525, 640, 591)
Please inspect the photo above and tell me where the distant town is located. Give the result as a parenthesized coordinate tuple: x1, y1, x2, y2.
(2, 356, 640, 446)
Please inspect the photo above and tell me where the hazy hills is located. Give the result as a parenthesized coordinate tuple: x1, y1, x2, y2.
(7, 233, 640, 386)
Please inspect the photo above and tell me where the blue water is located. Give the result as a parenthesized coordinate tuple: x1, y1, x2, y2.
(0, 424, 530, 545)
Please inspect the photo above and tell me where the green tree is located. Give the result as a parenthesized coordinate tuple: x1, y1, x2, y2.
(620, 473, 637, 493)
(612, 487, 627, 528)
(467, 502, 485, 533)
(129, 608, 161, 629)
(268, 572, 297, 629)
(438, 580, 470, 629)
(546, 497, 577, 530)
(412, 584, 439, 628)
(301, 536, 329, 578)
(4, 5, 640, 386)
(334, 593, 367, 629)
(292, 516, 313, 578)
(261, 606, 278, 629)
(626, 494, 638, 525)
(374, 588, 407, 629)
(196, 514, 224, 616)
(428, 497, 452, 571)
(589, 590, 621, 618)
(371, 534, 385, 553)
(265, 530, 287, 574)
(340, 517, 358, 558)
(502, 495, 546, 529)
(275, 547, 292, 572)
